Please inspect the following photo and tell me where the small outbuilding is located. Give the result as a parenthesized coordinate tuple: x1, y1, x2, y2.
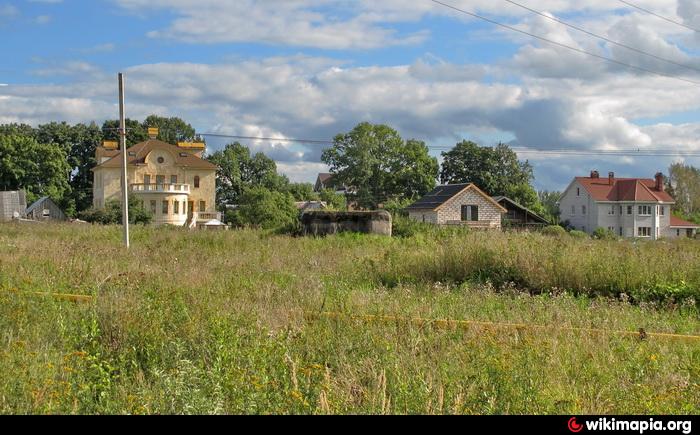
(406, 183, 507, 229)
(24, 197, 67, 222)
(0, 191, 27, 221)
(492, 196, 550, 228)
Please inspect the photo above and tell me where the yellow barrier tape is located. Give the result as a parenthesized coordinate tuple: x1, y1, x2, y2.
(5, 290, 699, 342)
(307, 311, 700, 342)
(5, 290, 94, 303)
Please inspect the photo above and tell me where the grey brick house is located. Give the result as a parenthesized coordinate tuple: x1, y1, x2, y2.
(406, 183, 507, 228)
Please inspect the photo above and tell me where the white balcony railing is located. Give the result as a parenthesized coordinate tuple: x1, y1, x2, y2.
(196, 212, 222, 221)
(131, 183, 191, 194)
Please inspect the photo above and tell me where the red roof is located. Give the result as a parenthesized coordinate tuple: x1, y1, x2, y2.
(576, 177, 675, 203)
(670, 216, 700, 228)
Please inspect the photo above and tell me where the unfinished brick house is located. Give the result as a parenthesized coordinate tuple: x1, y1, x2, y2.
(406, 183, 507, 228)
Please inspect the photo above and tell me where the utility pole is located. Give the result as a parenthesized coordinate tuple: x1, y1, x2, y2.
(118, 73, 130, 249)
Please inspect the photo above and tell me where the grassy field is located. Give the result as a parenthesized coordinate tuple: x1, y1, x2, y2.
(0, 223, 698, 414)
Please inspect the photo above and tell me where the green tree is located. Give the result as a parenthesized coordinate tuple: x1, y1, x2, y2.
(538, 190, 561, 224)
(207, 142, 289, 206)
(79, 195, 152, 225)
(233, 186, 299, 230)
(321, 122, 438, 209)
(286, 183, 318, 201)
(142, 115, 198, 145)
(101, 119, 148, 148)
(35, 121, 103, 214)
(440, 141, 540, 210)
(667, 163, 700, 223)
(0, 134, 71, 206)
(319, 188, 347, 210)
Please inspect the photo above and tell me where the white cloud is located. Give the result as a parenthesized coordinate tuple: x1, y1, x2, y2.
(34, 14, 51, 24)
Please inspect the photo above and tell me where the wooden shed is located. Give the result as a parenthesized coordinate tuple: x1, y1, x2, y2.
(24, 197, 67, 222)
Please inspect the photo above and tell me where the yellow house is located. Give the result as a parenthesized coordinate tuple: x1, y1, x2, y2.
(92, 128, 220, 227)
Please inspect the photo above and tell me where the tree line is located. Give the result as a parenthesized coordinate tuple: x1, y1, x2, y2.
(3, 115, 699, 228)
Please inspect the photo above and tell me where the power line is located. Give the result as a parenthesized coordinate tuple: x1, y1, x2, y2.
(617, 0, 700, 33)
(428, 0, 700, 86)
(199, 132, 333, 145)
(503, 0, 700, 75)
(101, 127, 700, 158)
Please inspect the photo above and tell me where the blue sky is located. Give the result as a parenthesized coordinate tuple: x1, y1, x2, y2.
(3, 0, 700, 189)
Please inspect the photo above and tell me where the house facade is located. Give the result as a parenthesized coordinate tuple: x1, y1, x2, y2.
(92, 129, 219, 227)
(559, 171, 699, 239)
(406, 183, 507, 228)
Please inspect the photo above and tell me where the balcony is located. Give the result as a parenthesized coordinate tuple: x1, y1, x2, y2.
(131, 183, 190, 195)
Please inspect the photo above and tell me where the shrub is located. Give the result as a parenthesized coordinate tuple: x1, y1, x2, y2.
(541, 225, 566, 236)
(569, 230, 589, 239)
(79, 197, 152, 225)
(232, 187, 299, 231)
(593, 227, 617, 240)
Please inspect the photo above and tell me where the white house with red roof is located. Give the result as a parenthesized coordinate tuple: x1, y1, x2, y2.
(559, 171, 699, 240)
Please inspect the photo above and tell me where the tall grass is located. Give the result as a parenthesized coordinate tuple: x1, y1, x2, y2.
(378, 231, 700, 304)
(0, 223, 698, 414)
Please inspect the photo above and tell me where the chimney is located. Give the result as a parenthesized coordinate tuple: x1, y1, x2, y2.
(608, 172, 615, 186)
(148, 127, 159, 139)
(655, 172, 665, 192)
(590, 170, 600, 179)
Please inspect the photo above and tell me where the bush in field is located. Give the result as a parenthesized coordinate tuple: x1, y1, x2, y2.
(593, 227, 617, 240)
(78, 197, 152, 225)
(569, 230, 589, 239)
(541, 225, 566, 237)
(392, 215, 432, 238)
(231, 187, 299, 231)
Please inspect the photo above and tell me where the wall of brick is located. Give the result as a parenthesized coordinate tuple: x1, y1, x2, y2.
(437, 188, 502, 227)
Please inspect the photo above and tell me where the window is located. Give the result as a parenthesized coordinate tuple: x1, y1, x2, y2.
(619, 206, 623, 215)
(174, 201, 179, 215)
(422, 214, 426, 223)
(577, 188, 580, 196)
(637, 227, 651, 237)
(162, 200, 169, 215)
(677, 229, 681, 237)
(150, 200, 157, 214)
(193, 176, 200, 188)
(608, 226, 614, 232)
(171, 175, 178, 184)
(619, 227, 623, 237)
(156, 175, 165, 186)
(144, 174, 151, 185)
(582, 205, 586, 215)
(627, 205, 633, 215)
(199, 201, 206, 212)
(157, 156, 165, 164)
(638, 205, 652, 216)
(182, 201, 187, 215)
(461, 205, 479, 222)
(608, 205, 615, 215)
(571, 205, 575, 215)
(660, 206, 665, 216)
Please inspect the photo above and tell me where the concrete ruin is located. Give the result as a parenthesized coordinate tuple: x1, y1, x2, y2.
(301, 211, 392, 237)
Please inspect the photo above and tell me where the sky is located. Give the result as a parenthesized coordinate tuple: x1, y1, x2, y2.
(2, 0, 700, 190)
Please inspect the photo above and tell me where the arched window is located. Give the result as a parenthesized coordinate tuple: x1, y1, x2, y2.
(194, 176, 200, 189)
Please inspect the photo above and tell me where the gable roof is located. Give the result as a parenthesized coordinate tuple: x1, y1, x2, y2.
(670, 216, 700, 228)
(92, 139, 217, 171)
(576, 177, 675, 203)
(492, 196, 550, 224)
(317, 173, 333, 184)
(406, 183, 507, 213)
